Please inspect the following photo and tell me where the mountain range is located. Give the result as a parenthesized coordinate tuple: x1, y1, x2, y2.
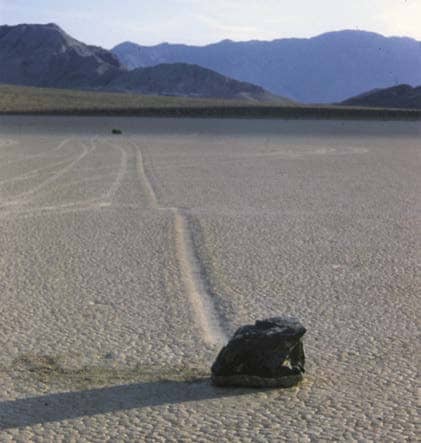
(113, 31, 421, 103)
(1, 23, 420, 107)
(0, 23, 281, 102)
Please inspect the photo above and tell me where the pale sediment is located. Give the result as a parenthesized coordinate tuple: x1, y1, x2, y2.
(0, 118, 419, 441)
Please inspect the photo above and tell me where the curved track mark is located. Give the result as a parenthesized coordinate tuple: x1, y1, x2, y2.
(3, 138, 72, 166)
(248, 146, 369, 159)
(0, 201, 106, 220)
(38, 174, 114, 193)
(0, 158, 72, 187)
(102, 141, 128, 203)
(52, 138, 72, 152)
(134, 143, 158, 207)
(1, 139, 96, 207)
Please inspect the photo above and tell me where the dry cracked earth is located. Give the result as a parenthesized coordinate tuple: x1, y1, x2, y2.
(0, 117, 419, 441)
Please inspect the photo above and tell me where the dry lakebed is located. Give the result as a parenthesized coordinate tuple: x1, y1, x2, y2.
(0, 117, 419, 441)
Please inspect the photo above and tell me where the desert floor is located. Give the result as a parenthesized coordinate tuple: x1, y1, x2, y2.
(0, 117, 419, 441)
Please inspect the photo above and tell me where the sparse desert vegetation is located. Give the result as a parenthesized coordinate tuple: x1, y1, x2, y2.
(1, 85, 420, 119)
(0, 84, 262, 113)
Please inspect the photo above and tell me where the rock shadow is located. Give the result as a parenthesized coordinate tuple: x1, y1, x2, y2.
(0, 378, 253, 430)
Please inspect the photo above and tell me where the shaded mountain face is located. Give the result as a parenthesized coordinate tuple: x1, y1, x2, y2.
(0, 23, 122, 89)
(106, 63, 286, 102)
(113, 31, 421, 103)
(0, 23, 282, 102)
(341, 84, 421, 109)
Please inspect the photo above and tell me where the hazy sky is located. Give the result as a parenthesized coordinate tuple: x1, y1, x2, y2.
(1, 0, 420, 48)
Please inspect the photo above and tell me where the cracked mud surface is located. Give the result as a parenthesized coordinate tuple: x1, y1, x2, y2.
(0, 117, 419, 441)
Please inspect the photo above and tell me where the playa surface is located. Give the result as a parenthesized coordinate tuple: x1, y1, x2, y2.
(0, 117, 419, 441)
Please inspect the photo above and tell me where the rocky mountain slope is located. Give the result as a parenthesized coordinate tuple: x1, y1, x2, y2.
(0, 23, 283, 102)
(0, 23, 121, 89)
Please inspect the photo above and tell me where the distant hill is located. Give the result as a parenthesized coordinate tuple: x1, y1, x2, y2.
(113, 30, 421, 103)
(106, 63, 286, 102)
(0, 23, 284, 102)
(341, 84, 421, 109)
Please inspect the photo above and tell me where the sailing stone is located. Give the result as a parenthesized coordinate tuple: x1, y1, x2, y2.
(211, 316, 306, 388)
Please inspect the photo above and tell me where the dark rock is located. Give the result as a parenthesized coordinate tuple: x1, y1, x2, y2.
(211, 316, 306, 388)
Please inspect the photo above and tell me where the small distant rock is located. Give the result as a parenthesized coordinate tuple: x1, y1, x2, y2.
(211, 316, 306, 388)
(112, 128, 122, 135)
